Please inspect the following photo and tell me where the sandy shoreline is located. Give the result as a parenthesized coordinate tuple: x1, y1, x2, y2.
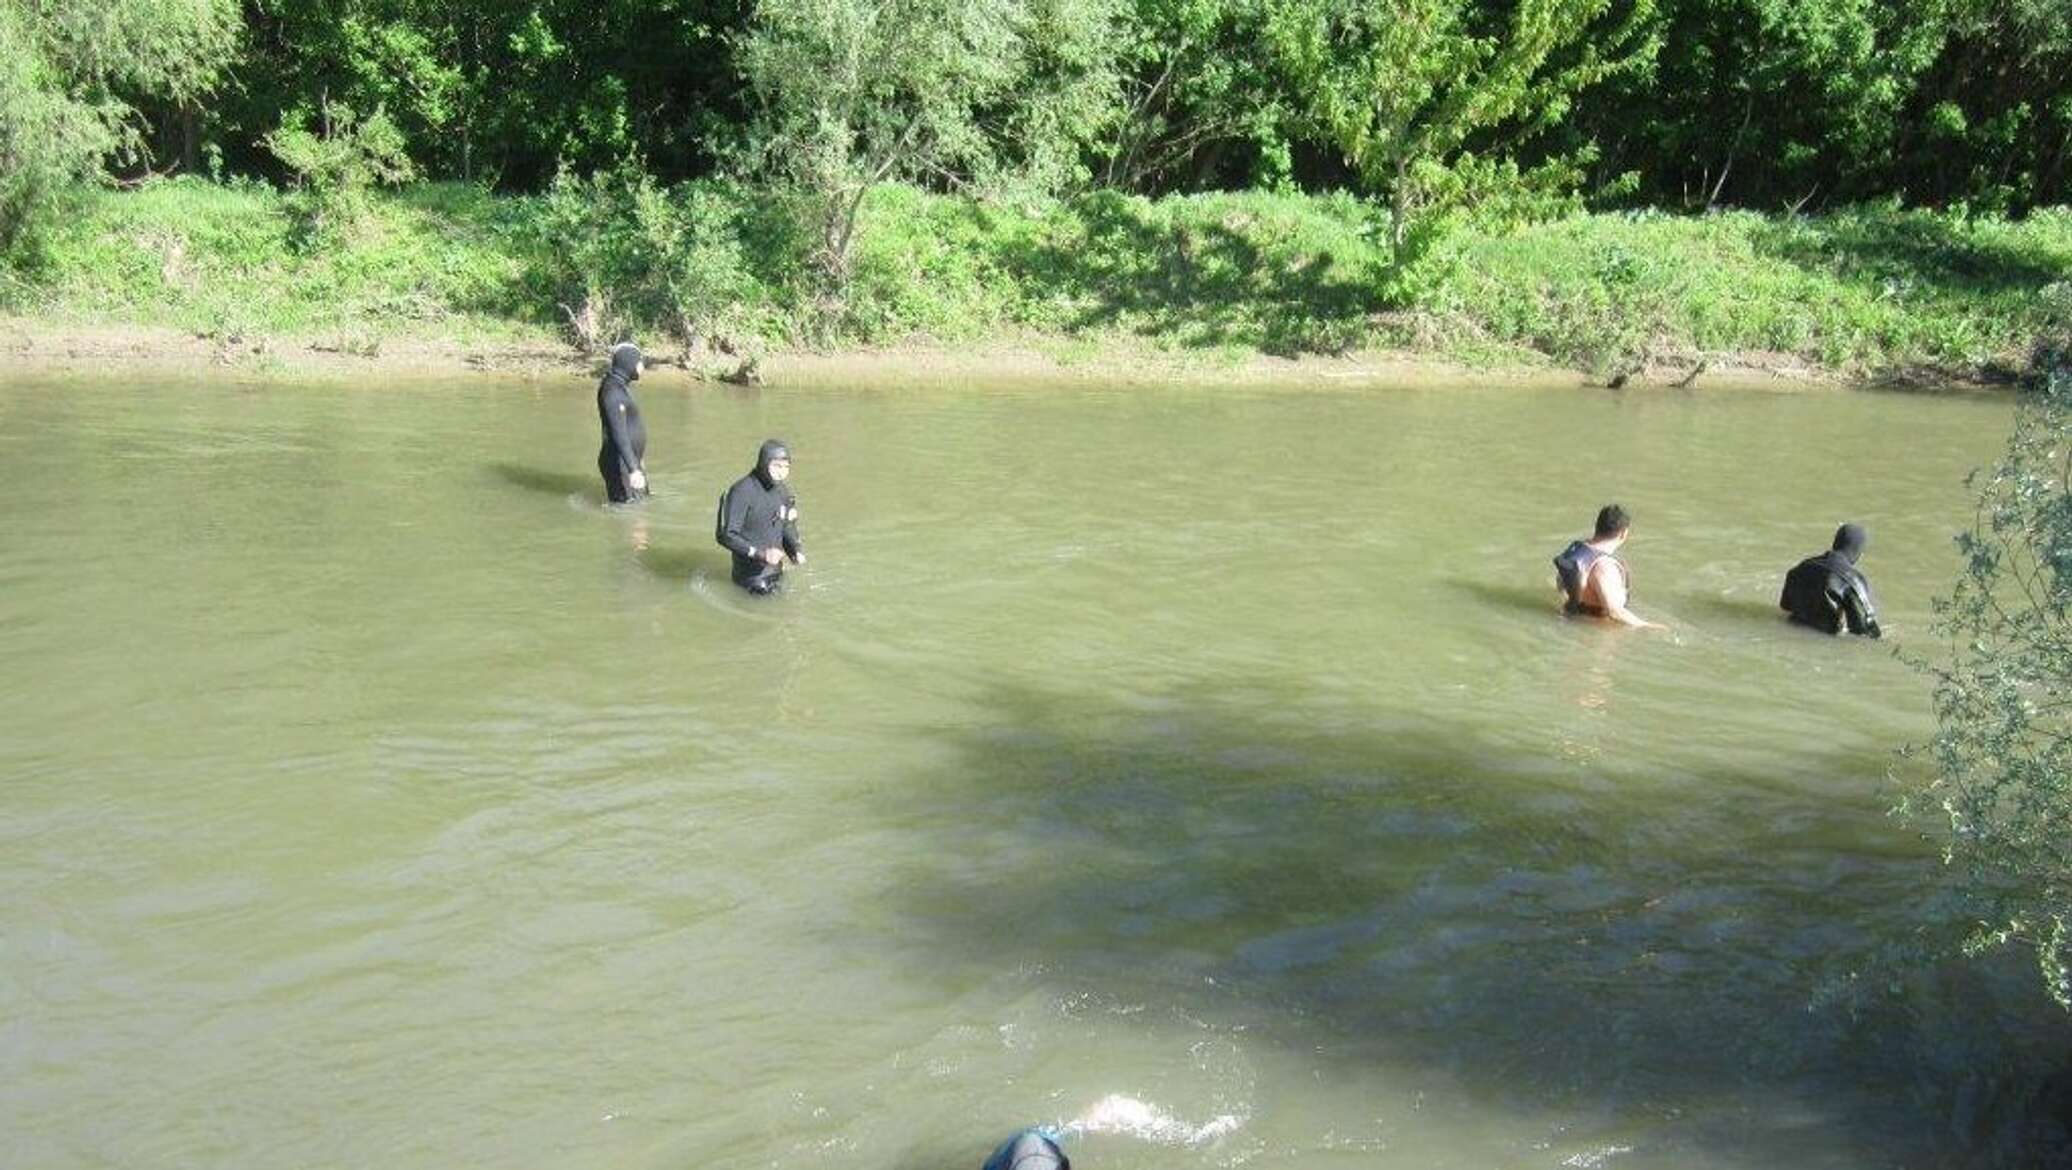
(0, 316, 1932, 392)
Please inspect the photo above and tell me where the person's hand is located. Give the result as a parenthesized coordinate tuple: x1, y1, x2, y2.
(790, 551, 807, 566)
(763, 546, 785, 566)
(628, 469, 647, 492)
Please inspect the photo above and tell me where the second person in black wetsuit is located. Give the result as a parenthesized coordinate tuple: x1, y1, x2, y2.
(1781, 522, 1882, 637)
(715, 439, 805, 594)
(597, 342, 650, 504)
(981, 1129, 1069, 1170)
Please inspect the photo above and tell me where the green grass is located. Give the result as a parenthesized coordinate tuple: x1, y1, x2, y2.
(7, 175, 2067, 378)
(8, 178, 556, 344)
(1449, 206, 2072, 373)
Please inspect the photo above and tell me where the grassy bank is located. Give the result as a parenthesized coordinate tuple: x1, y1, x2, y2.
(5, 176, 2067, 380)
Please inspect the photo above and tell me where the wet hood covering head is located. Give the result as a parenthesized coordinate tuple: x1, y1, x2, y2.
(981, 1130, 1068, 1170)
(1832, 522, 1868, 564)
(609, 342, 644, 381)
(754, 439, 791, 487)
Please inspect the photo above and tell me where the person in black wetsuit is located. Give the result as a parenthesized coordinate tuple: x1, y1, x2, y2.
(1780, 522, 1882, 637)
(715, 439, 805, 594)
(596, 342, 650, 504)
(981, 1129, 1069, 1170)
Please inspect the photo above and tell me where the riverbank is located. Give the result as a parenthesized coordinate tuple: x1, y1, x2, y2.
(4, 178, 2065, 388)
(0, 316, 1886, 393)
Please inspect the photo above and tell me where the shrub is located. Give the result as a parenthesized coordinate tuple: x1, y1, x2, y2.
(1900, 302, 2072, 1010)
(265, 101, 416, 247)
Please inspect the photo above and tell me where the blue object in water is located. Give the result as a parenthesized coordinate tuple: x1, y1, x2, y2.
(982, 1128, 1069, 1170)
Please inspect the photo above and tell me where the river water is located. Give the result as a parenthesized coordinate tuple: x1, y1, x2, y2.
(3, 370, 2068, 1169)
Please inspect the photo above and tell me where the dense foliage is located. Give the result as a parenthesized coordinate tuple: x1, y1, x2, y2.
(2, 0, 2062, 214)
(0, 0, 237, 259)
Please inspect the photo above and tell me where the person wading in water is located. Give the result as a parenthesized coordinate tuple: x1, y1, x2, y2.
(596, 342, 650, 504)
(1553, 504, 1664, 630)
(715, 439, 805, 594)
(1780, 522, 1882, 637)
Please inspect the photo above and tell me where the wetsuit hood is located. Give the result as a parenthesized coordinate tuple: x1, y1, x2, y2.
(982, 1130, 1069, 1170)
(753, 439, 791, 488)
(609, 342, 645, 382)
(1832, 522, 1868, 565)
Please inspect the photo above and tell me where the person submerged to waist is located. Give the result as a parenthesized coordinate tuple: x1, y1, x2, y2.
(1551, 504, 1664, 630)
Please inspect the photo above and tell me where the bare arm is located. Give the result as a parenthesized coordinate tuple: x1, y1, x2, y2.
(1593, 561, 1663, 630)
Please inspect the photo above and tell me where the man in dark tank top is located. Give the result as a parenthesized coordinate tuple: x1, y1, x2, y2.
(1553, 504, 1664, 630)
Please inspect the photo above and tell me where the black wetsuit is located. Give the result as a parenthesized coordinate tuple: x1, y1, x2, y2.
(715, 440, 802, 594)
(981, 1130, 1068, 1170)
(596, 344, 649, 503)
(1781, 549, 1881, 637)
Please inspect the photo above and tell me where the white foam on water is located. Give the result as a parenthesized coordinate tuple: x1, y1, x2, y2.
(1561, 1145, 1635, 1168)
(1064, 1093, 1245, 1147)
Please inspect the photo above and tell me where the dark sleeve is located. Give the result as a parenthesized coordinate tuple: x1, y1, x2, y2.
(1843, 577, 1882, 638)
(603, 386, 641, 470)
(781, 489, 803, 558)
(715, 485, 756, 557)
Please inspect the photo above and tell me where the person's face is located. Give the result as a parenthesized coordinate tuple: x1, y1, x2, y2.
(636, 358, 646, 376)
(767, 456, 791, 483)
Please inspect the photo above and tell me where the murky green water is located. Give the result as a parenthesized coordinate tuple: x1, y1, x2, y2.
(3, 371, 2067, 1169)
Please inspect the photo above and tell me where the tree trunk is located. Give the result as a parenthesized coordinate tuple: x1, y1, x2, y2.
(1390, 155, 1411, 266)
(178, 103, 201, 175)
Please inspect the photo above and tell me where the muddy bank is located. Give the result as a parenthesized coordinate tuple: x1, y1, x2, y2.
(0, 316, 1928, 392)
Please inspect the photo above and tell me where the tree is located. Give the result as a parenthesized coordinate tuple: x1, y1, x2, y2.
(1557, 0, 2071, 213)
(1903, 0, 2072, 211)
(1098, 0, 1301, 192)
(0, 0, 237, 261)
(1901, 283, 2072, 1010)
(1263, 0, 1656, 267)
(735, 0, 1125, 292)
(220, 0, 754, 189)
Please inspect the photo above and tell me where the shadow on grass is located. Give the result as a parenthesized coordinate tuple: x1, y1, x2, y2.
(994, 192, 1386, 357)
(1752, 212, 2067, 299)
(864, 680, 2072, 1168)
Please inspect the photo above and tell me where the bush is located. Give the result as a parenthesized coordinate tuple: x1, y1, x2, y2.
(532, 162, 801, 353)
(533, 162, 653, 351)
(266, 101, 417, 248)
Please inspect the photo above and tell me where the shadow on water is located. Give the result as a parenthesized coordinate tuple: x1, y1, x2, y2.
(1681, 593, 1792, 628)
(1445, 577, 1564, 620)
(867, 681, 2072, 1168)
(489, 461, 595, 499)
(637, 545, 730, 582)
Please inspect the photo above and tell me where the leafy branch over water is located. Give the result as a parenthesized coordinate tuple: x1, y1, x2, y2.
(1902, 289, 2072, 1008)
